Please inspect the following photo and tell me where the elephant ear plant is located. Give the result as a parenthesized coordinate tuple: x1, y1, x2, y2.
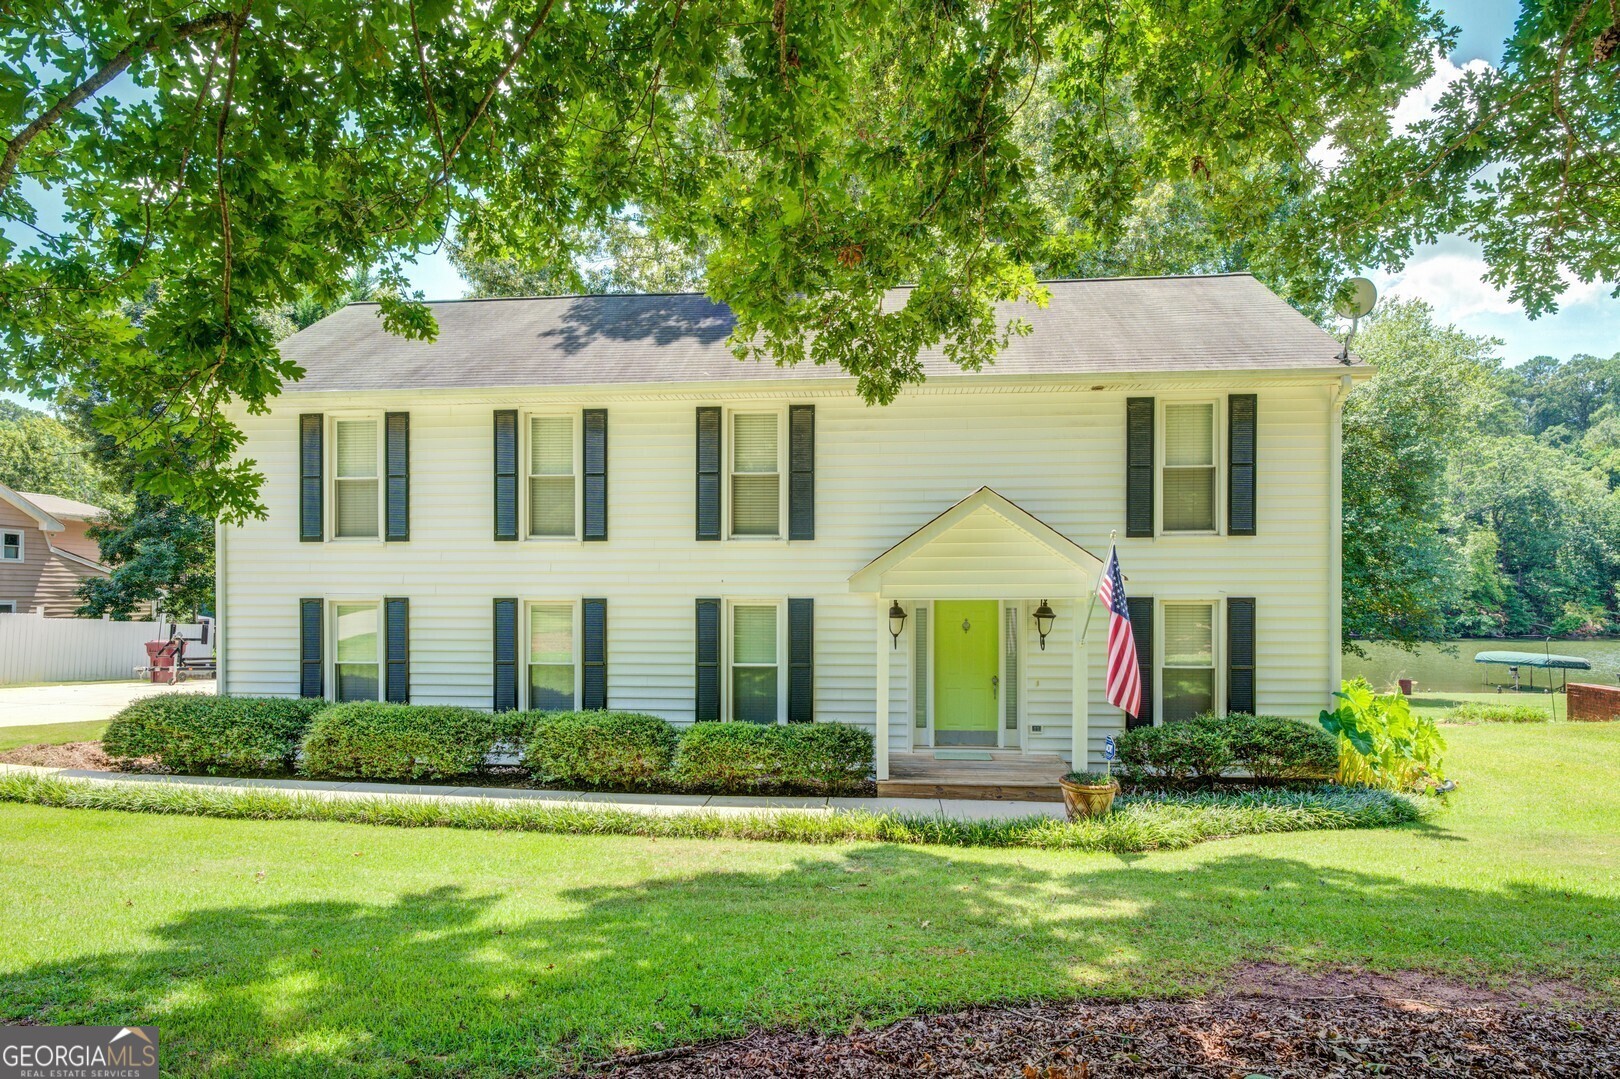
(1320, 679, 1448, 792)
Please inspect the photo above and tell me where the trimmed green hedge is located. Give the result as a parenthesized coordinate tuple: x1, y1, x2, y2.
(102, 694, 328, 774)
(300, 703, 519, 781)
(522, 711, 678, 788)
(1117, 713, 1337, 787)
(676, 721, 873, 793)
(1446, 701, 1552, 723)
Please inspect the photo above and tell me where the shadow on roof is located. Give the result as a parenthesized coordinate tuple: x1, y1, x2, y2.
(536, 294, 735, 355)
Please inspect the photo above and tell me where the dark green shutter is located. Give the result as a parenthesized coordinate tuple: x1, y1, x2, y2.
(1227, 597, 1256, 715)
(695, 598, 721, 720)
(1228, 394, 1257, 536)
(788, 405, 815, 540)
(582, 597, 607, 709)
(385, 412, 410, 541)
(299, 415, 323, 541)
(493, 410, 518, 541)
(299, 598, 323, 698)
(1126, 596, 1154, 728)
(493, 598, 518, 711)
(696, 407, 721, 540)
(583, 409, 608, 541)
(384, 597, 409, 703)
(787, 597, 814, 722)
(1126, 398, 1154, 538)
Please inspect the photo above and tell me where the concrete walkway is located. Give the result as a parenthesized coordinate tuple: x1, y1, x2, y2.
(0, 679, 215, 727)
(0, 762, 1065, 821)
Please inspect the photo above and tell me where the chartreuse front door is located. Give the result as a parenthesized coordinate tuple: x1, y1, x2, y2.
(933, 600, 1000, 747)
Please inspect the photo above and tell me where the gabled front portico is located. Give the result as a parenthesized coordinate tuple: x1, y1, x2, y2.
(849, 487, 1104, 781)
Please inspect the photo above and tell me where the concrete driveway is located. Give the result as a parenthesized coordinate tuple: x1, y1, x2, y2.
(0, 679, 215, 728)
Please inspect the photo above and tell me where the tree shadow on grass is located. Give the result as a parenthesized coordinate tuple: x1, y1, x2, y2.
(2, 848, 1615, 1077)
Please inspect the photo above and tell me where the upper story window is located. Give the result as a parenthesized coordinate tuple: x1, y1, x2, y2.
(1, 530, 21, 561)
(731, 602, 780, 722)
(1162, 601, 1216, 723)
(333, 601, 380, 702)
(731, 412, 781, 537)
(528, 415, 578, 539)
(1162, 402, 1217, 533)
(333, 419, 380, 538)
(527, 600, 577, 709)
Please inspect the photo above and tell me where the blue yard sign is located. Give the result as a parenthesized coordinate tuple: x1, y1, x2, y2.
(1104, 735, 1116, 761)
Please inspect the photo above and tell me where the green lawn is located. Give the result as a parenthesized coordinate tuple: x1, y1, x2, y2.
(2, 724, 1617, 1077)
(0, 719, 108, 752)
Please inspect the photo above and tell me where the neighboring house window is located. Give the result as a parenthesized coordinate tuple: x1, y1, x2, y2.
(1162, 402, 1217, 532)
(1, 530, 21, 561)
(1162, 601, 1216, 723)
(333, 601, 381, 702)
(0, 601, 15, 613)
(528, 415, 577, 538)
(333, 419, 380, 538)
(730, 413, 781, 537)
(527, 600, 576, 710)
(731, 603, 779, 722)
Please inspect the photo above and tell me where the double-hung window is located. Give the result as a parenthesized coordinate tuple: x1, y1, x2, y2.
(333, 419, 380, 538)
(527, 601, 576, 710)
(731, 603, 780, 723)
(730, 413, 781, 537)
(1162, 403, 1217, 532)
(0, 530, 21, 561)
(1162, 602, 1216, 723)
(528, 415, 577, 538)
(333, 601, 381, 702)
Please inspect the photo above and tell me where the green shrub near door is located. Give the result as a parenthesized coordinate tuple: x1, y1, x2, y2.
(102, 694, 328, 774)
(674, 721, 874, 793)
(1116, 713, 1338, 788)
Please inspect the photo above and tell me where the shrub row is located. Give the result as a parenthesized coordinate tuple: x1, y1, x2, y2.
(1444, 701, 1551, 724)
(103, 696, 873, 792)
(1116, 713, 1338, 788)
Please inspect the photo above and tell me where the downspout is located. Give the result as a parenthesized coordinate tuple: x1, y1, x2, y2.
(1328, 374, 1351, 697)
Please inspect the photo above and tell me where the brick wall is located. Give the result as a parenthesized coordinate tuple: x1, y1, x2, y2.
(1565, 683, 1620, 722)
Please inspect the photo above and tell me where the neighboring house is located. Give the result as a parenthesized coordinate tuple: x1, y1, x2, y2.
(217, 273, 1369, 777)
(0, 485, 111, 617)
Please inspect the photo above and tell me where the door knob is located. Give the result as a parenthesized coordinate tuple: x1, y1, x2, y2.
(992, 674, 999, 698)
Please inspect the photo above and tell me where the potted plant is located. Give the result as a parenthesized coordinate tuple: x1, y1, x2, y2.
(1058, 769, 1118, 820)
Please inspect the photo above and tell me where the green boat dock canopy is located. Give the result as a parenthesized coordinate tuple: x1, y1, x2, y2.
(1473, 650, 1593, 670)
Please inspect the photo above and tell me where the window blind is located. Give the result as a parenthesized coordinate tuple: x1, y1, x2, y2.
(529, 416, 576, 537)
(732, 414, 780, 536)
(528, 601, 575, 710)
(1163, 403, 1215, 531)
(334, 420, 379, 537)
(1163, 603, 1213, 665)
(732, 604, 778, 723)
(333, 602, 379, 702)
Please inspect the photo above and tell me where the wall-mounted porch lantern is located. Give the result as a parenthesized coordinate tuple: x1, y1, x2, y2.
(1033, 599, 1056, 651)
(888, 601, 907, 649)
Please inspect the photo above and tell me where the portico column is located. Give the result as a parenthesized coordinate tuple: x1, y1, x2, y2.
(875, 596, 891, 781)
(1072, 597, 1090, 770)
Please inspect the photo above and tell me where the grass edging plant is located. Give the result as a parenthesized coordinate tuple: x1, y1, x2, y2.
(0, 773, 1431, 853)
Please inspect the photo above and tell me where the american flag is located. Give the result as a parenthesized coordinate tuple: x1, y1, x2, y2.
(1098, 546, 1141, 719)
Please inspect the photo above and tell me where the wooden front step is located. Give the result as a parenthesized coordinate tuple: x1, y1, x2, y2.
(877, 779, 1063, 802)
(879, 750, 1068, 802)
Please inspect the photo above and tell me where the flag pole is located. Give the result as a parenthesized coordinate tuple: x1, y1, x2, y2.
(1077, 530, 1116, 648)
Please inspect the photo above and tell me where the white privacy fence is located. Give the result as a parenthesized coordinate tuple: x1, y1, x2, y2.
(0, 613, 209, 684)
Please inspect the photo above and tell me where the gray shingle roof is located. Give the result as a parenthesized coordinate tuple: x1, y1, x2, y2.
(277, 273, 1354, 394)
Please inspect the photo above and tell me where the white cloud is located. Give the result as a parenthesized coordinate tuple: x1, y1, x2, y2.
(1376, 237, 1608, 321)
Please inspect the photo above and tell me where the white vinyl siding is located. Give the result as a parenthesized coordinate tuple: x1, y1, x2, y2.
(528, 415, 577, 538)
(527, 600, 576, 710)
(1162, 601, 1216, 723)
(731, 603, 779, 723)
(0, 531, 20, 561)
(730, 412, 781, 537)
(332, 601, 380, 702)
(333, 419, 380, 538)
(1162, 402, 1216, 532)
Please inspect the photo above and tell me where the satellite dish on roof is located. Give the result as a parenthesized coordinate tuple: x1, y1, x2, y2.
(1334, 277, 1378, 320)
(1333, 276, 1377, 364)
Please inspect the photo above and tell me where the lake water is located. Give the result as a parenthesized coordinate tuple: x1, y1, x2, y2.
(1344, 638, 1620, 693)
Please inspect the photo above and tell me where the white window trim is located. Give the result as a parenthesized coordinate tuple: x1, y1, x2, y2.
(1155, 598, 1223, 726)
(326, 412, 386, 543)
(724, 597, 787, 724)
(522, 410, 583, 543)
(1157, 397, 1223, 536)
(327, 597, 384, 703)
(724, 407, 787, 542)
(524, 597, 582, 711)
(0, 529, 23, 561)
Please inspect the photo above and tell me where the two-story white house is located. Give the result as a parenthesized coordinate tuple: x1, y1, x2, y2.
(216, 273, 1366, 790)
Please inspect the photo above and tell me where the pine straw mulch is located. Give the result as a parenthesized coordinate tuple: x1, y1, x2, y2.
(588, 965, 1617, 1078)
(0, 741, 132, 770)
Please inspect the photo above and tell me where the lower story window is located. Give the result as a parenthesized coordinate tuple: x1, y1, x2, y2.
(528, 601, 576, 710)
(731, 603, 779, 723)
(333, 602, 380, 702)
(1162, 602, 1215, 723)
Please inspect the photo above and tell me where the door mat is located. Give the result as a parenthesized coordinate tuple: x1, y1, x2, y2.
(934, 750, 994, 761)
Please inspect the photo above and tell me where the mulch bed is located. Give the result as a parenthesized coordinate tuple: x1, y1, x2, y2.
(0, 741, 130, 770)
(589, 966, 1617, 1078)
